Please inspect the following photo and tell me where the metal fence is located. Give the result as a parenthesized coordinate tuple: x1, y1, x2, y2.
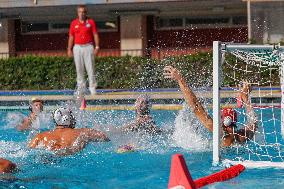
(0, 47, 210, 60)
(0, 52, 10, 59)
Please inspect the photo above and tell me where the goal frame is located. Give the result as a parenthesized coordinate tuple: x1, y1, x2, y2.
(212, 41, 284, 168)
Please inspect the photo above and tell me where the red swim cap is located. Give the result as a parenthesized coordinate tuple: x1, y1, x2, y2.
(221, 108, 237, 127)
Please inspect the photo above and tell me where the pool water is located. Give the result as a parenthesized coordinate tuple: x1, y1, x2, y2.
(0, 108, 284, 189)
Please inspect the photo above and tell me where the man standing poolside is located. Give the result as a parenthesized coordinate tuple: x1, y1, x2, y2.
(67, 5, 100, 95)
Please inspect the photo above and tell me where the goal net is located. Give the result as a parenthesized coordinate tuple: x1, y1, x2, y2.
(213, 41, 284, 168)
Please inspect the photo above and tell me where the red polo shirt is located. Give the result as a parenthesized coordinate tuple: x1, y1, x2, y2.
(69, 18, 98, 45)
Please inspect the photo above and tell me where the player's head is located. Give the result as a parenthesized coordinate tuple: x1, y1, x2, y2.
(53, 107, 76, 129)
(77, 5, 87, 20)
(221, 108, 237, 132)
(0, 158, 16, 173)
(29, 97, 43, 113)
(135, 94, 151, 116)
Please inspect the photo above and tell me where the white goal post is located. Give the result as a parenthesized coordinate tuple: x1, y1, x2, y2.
(213, 41, 284, 168)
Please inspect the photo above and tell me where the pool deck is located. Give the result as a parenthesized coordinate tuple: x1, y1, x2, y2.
(0, 87, 281, 110)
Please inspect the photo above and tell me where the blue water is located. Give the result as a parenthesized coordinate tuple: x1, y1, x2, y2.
(0, 109, 284, 189)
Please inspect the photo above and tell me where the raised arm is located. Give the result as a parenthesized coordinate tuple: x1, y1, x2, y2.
(163, 66, 213, 132)
(236, 82, 258, 142)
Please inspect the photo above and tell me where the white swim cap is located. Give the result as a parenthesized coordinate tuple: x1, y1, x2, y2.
(53, 107, 76, 128)
(223, 116, 233, 127)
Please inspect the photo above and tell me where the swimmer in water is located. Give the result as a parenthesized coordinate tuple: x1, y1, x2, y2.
(163, 66, 258, 147)
(0, 158, 16, 174)
(29, 107, 109, 155)
(17, 97, 44, 131)
(122, 95, 162, 135)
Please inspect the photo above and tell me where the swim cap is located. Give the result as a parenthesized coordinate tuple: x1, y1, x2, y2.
(53, 107, 76, 128)
(31, 97, 43, 104)
(221, 108, 237, 127)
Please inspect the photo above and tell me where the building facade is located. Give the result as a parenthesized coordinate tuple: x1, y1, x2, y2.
(0, 0, 250, 58)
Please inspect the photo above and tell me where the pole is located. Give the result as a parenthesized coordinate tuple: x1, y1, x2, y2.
(247, 0, 252, 43)
(213, 41, 221, 164)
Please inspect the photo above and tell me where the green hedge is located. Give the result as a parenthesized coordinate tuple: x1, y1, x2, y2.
(0, 53, 279, 90)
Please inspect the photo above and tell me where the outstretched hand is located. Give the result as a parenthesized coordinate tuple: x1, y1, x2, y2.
(239, 81, 251, 103)
(163, 66, 183, 81)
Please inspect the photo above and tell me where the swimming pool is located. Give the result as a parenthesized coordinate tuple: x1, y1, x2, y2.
(0, 108, 284, 189)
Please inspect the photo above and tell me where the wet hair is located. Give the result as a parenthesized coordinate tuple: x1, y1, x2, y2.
(136, 94, 151, 116)
(77, 4, 87, 10)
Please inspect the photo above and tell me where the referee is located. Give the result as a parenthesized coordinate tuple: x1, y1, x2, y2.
(67, 5, 99, 95)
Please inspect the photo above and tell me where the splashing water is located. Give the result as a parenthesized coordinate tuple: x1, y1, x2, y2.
(30, 112, 53, 130)
(4, 112, 25, 129)
(5, 111, 53, 130)
(172, 102, 212, 151)
(0, 140, 29, 159)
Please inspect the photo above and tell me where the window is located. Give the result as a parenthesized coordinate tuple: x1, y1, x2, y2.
(156, 15, 247, 30)
(21, 19, 118, 34)
(51, 23, 70, 30)
(157, 17, 183, 28)
(185, 17, 230, 25)
(232, 16, 247, 25)
(22, 22, 49, 33)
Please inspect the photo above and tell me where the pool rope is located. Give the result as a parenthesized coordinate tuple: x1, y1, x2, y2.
(168, 154, 245, 189)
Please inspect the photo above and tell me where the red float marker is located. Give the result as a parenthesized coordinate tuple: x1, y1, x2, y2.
(80, 98, 87, 110)
(194, 164, 245, 188)
(168, 154, 196, 189)
(168, 154, 245, 189)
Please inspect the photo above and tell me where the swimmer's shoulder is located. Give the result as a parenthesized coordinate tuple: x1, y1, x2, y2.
(76, 128, 94, 133)
(34, 130, 55, 140)
(60, 128, 91, 138)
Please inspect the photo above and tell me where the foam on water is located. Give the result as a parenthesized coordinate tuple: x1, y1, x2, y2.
(0, 140, 29, 159)
(4, 112, 25, 129)
(2, 99, 213, 160)
(31, 112, 53, 130)
(5, 111, 53, 130)
(172, 103, 212, 151)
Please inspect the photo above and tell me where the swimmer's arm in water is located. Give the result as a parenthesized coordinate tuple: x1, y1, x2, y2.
(163, 66, 213, 132)
(29, 134, 43, 148)
(17, 113, 37, 131)
(236, 82, 258, 142)
(83, 129, 110, 142)
(17, 117, 32, 131)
